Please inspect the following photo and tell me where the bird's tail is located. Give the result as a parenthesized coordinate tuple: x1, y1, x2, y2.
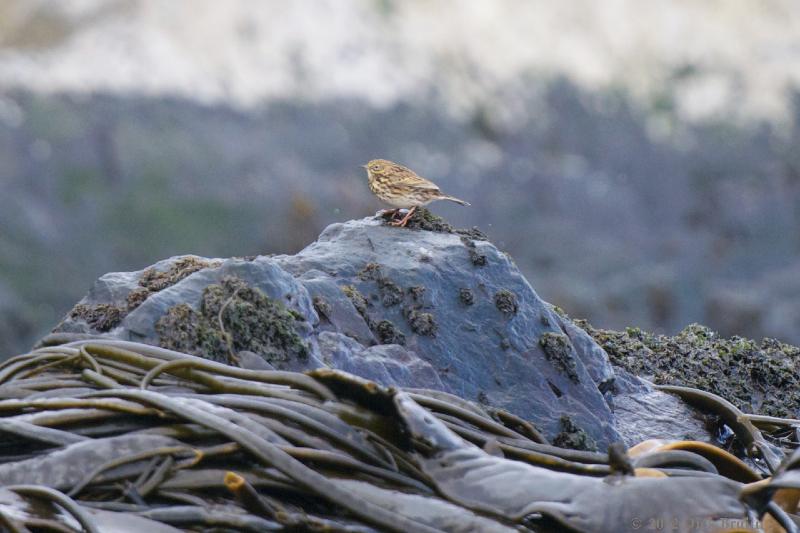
(440, 195, 471, 207)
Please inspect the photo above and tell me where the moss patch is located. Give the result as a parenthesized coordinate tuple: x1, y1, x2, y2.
(552, 415, 597, 451)
(540, 332, 580, 383)
(577, 320, 800, 418)
(69, 303, 124, 332)
(156, 276, 309, 365)
(380, 207, 487, 241)
(129, 256, 220, 311)
(494, 289, 518, 316)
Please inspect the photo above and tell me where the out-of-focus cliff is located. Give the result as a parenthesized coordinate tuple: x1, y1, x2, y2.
(1, 0, 800, 354)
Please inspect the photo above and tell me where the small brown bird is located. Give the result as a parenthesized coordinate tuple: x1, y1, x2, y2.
(363, 159, 470, 227)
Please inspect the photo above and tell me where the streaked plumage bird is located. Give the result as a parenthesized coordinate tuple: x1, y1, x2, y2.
(363, 159, 470, 227)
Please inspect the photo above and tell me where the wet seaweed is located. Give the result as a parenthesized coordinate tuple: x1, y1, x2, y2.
(0, 338, 791, 532)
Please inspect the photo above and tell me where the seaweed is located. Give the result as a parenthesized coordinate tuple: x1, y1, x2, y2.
(539, 332, 580, 383)
(0, 339, 783, 532)
(155, 276, 309, 365)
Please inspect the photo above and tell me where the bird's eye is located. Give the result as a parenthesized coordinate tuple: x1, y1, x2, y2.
(371, 165, 380, 171)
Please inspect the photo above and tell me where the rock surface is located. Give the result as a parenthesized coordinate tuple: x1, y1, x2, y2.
(50, 212, 707, 447)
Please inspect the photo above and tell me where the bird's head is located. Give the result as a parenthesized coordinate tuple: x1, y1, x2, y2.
(363, 159, 393, 177)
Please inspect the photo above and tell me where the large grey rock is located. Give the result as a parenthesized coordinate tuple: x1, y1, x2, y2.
(52, 216, 622, 445)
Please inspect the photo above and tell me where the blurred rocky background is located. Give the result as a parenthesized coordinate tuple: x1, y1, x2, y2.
(1, 0, 799, 355)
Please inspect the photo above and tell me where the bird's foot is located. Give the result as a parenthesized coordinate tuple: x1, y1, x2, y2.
(390, 207, 416, 227)
(377, 208, 400, 220)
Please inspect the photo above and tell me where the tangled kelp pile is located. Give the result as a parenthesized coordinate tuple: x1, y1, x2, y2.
(0, 341, 799, 531)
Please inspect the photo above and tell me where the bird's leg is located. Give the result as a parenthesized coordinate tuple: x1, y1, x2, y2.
(378, 208, 401, 221)
(391, 206, 417, 227)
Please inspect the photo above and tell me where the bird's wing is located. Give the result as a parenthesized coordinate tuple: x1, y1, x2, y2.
(395, 172, 440, 192)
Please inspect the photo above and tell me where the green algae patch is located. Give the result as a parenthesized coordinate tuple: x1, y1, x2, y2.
(156, 276, 309, 365)
(540, 332, 580, 383)
(552, 415, 597, 451)
(577, 320, 800, 418)
(128, 256, 221, 311)
(494, 289, 518, 316)
(69, 303, 124, 332)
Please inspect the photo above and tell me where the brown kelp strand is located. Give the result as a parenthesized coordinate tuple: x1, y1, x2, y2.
(6, 485, 101, 533)
(87, 388, 444, 533)
(0, 340, 794, 531)
(655, 384, 783, 473)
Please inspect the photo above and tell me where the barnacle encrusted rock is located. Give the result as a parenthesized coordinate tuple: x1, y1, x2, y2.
(579, 320, 800, 418)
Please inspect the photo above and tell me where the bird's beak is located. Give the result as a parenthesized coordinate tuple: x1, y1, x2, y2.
(361, 164, 368, 169)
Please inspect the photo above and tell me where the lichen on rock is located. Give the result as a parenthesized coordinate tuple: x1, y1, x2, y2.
(155, 276, 309, 365)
